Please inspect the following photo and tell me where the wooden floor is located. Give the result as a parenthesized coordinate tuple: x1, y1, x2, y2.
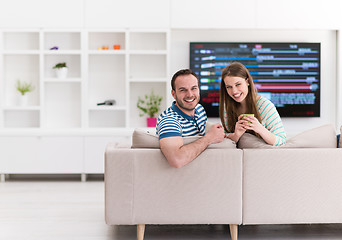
(1, 178, 342, 240)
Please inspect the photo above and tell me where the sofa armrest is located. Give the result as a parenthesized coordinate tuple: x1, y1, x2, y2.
(105, 145, 243, 225)
(105, 144, 135, 224)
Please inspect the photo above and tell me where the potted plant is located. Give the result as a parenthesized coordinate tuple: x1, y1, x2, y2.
(16, 80, 34, 106)
(137, 90, 163, 127)
(53, 62, 68, 79)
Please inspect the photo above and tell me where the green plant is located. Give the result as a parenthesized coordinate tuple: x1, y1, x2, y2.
(53, 62, 67, 69)
(16, 80, 34, 95)
(137, 90, 163, 118)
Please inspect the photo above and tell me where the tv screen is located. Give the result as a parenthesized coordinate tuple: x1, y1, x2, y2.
(189, 42, 321, 118)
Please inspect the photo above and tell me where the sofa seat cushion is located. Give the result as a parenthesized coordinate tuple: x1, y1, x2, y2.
(238, 124, 337, 149)
(132, 128, 236, 149)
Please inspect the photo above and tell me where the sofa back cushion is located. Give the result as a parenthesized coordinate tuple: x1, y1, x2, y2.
(238, 124, 337, 149)
(132, 128, 236, 149)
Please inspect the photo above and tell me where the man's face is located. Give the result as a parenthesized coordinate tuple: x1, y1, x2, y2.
(171, 74, 200, 116)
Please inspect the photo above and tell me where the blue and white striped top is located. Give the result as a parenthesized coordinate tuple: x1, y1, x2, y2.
(224, 96, 286, 146)
(156, 101, 207, 140)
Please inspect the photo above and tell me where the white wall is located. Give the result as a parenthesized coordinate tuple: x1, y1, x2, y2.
(0, 0, 170, 29)
(170, 0, 258, 29)
(0, 0, 84, 28)
(338, 31, 342, 130)
(84, 0, 170, 29)
(170, 0, 342, 30)
(1, 0, 342, 29)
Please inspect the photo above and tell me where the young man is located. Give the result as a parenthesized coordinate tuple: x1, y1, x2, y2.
(156, 69, 225, 168)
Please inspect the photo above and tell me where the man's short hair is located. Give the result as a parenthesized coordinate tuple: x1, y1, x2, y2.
(171, 69, 199, 91)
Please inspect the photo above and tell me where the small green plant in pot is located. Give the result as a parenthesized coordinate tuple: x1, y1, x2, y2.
(16, 80, 35, 106)
(137, 90, 163, 127)
(16, 80, 34, 96)
(53, 62, 68, 79)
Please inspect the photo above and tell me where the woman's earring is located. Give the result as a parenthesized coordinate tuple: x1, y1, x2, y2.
(246, 79, 249, 86)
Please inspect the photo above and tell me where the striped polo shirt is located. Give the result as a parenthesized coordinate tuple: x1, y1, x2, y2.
(224, 96, 286, 146)
(156, 101, 207, 140)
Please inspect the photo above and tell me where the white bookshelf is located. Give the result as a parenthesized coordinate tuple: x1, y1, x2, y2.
(0, 28, 169, 130)
(0, 28, 170, 177)
(1, 30, 40, 128)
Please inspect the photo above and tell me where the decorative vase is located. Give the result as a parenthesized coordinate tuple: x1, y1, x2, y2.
(147, 117, 157, 127)
(18, 94, 28, 106)
(55, 67, 68, 79)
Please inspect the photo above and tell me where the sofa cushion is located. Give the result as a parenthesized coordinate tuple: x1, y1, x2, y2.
(132, 128, 236, 149)
(237, 133, 271, 149)
(237, 124, 337, 149)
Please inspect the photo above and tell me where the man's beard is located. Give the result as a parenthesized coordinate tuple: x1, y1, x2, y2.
(175, 95, 199, 112)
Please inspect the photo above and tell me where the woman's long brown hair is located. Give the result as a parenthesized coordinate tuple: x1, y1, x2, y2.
(219, 62, 262, 134)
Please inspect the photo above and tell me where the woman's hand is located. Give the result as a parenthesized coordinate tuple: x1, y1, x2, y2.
(227, 115, 247, 142)
(235, 115, 248, 136)
(240, 114, 277, 145)
(240, 115, 263, 133)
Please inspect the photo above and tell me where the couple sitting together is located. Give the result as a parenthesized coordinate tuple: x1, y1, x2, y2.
(156, 62, 287, 168)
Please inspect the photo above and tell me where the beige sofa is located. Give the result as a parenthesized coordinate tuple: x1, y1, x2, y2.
(105, 125, 342, 240)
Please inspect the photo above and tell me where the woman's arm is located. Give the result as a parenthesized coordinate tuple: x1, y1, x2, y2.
(242, 98, 286, 146)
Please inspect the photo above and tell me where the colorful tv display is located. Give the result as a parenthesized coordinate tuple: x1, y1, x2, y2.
(190, 42, 321, 117)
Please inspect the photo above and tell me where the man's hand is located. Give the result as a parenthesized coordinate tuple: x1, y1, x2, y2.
(204, 123, 225, 144)
(159, 123, 225, 168)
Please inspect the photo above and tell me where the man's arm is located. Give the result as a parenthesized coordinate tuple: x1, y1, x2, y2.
(159, 123, 225, 168)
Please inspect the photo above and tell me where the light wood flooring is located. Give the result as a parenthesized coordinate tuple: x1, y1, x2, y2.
(1, 177, 342, 240)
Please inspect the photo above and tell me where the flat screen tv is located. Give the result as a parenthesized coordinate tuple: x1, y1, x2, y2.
(189, 42, 321, 118)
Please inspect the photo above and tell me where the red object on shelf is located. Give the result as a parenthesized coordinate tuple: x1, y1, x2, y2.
(147, 118, 157, 127)
(113, 45, 121, 50)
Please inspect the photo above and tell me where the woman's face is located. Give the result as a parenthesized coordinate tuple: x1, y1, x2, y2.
(223, 76, 249, 104)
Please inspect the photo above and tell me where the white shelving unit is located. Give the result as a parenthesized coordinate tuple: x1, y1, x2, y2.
(0, 28, 169, 129)
(128, 30, 169, 128)
(1, 30, 41, 129)
(87, 29, 128, 128)
(42, 30, 83, 129)
(0, 28, 170, 178)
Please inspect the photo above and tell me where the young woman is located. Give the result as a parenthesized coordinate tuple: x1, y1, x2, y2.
(219, 62, 286, 146)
